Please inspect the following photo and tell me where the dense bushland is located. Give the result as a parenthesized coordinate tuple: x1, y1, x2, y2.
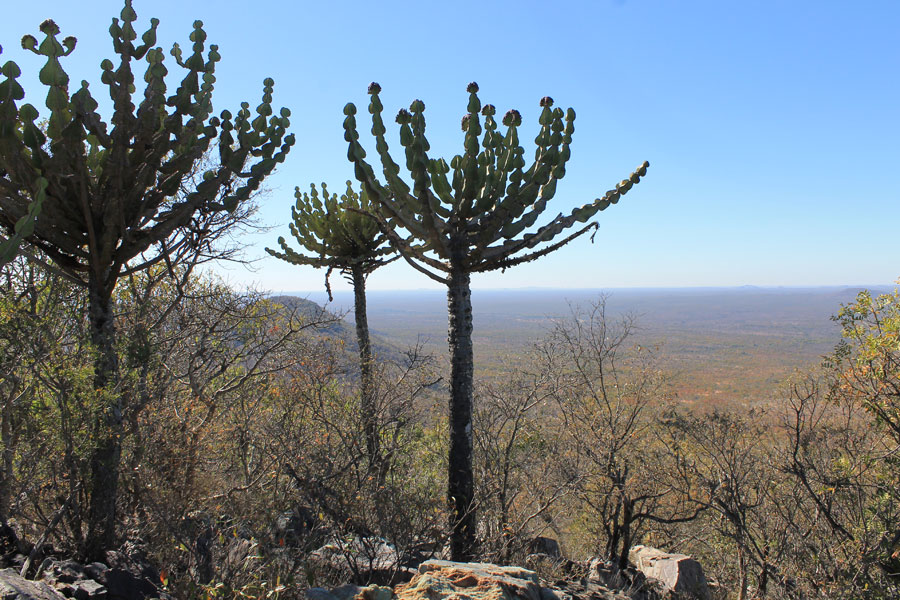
(2, 256, 898, 599)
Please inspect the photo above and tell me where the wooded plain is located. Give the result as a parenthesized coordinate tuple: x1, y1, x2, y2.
(296, 286, 890, 408)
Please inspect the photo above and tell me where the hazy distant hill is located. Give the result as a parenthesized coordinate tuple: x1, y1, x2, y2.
(267, 294, 401, 363)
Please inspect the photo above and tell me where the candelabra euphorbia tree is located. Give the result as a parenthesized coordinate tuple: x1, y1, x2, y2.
(267, 182, 397, 465)
(343, 81, 649, 559)
(0, 1, 293, 557)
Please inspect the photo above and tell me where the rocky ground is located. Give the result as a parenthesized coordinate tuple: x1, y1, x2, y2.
(0, 537, 711, 600)
(306, 550, 711, 600)
(0, 539, 170, 600)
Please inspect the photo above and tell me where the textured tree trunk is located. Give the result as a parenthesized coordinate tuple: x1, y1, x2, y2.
(447, 263, 475, 561)
(0, 392, 20, 556)
(351, 265, 378, 467)
(758, 559, 769, 597)
(618, 499, 634, 570)
(0, 384, 17, 528)
(607, 499, 621, 563)
(84, 273, 122, 560)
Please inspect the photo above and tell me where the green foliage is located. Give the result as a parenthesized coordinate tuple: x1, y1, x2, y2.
(833, 285, 900, 442)
(0, 175, 46, 267)
(1, 0, 295, 557)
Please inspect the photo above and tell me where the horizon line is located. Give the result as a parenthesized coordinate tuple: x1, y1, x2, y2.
(268, 283, 898, 295)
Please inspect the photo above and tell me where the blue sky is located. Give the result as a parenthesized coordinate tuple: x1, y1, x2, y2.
(3, 0, 898, 292)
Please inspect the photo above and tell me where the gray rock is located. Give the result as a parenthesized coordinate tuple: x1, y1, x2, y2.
(528, 537, 561, 558)
(330, 584, 363, 600)
(539, 587, 574, 600)
(81, 566, 106, 582)
(310, 537, 415, 585)
(45, 560, 85, 584)
(305, 587, 339, 600)
(0, 568, 68, 600)
(34, 559, 53, 581)
(628, 546, 711, 600)
(73, 580, 106, 600)
(273, 507, 316, 547)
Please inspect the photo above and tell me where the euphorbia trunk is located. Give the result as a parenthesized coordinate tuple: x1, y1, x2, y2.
(447, 262, 475, 560)
(351, 264, 378, 467)
(84, 273, 122, 560)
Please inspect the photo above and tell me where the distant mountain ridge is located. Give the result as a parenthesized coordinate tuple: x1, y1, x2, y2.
(267, 294, 402, 364)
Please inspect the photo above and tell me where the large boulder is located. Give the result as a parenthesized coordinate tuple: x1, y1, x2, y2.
(527, 538, 561, 559)
(0, 569, 67, 600)
(628, 546, 710, 600)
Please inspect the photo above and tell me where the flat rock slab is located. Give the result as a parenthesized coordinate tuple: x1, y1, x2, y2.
(395, 560, 542, 600)
(307, 560, 642, 600)
(74, 579, 107, 600)
(418, 561, 539, 585)
(0, 569, 67, 600)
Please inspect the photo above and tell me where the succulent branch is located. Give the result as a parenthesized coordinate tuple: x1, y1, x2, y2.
(266, 181, 398, 278)
(341, 82, 649, 274)
(0, 1, 295, 279)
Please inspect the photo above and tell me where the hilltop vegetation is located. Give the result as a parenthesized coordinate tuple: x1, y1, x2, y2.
(2, 257, 898, 599)
(0, 2, 897, 599)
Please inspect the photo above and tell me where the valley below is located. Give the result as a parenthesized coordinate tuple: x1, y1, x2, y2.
(295, 285, 894, 408)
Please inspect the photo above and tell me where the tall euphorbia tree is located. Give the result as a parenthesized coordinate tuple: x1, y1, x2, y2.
(343, 81, 649, 559)
(267, 182, 397, 465)
(0, 1, 293, 557)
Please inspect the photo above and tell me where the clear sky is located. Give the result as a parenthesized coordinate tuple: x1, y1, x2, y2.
(3, 0, 898, 292)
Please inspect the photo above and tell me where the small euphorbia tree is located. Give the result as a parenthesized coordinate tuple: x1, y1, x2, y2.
(0, 2, 293, 557)
(343, 81, 649, 559)
(267, 182, 396, 465)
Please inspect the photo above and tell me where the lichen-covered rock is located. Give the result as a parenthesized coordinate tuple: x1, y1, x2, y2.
(325, 584, 394, 600)
(305, 559, 673, 600)
(394, 560, 543, 600)
(628, 546, 710, 600)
